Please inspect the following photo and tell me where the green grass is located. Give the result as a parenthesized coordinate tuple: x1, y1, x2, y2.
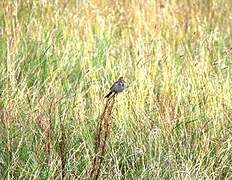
(0, 0, 232, 179)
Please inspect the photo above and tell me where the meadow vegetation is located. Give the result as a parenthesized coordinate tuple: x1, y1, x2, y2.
(0, 0, 232, 179)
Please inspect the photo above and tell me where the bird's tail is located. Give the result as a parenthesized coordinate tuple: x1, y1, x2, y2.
(105, 91, 113, 98)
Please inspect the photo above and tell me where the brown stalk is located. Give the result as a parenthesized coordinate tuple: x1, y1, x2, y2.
(58, 104, 69, 180)
(87, 94, 116, 179)
(59, 113, 66, 180)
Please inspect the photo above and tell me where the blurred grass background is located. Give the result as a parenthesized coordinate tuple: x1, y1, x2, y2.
(0, 0, 232, 179)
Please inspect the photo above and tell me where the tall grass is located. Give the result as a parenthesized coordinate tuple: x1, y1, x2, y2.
(0, 0, 232, 179)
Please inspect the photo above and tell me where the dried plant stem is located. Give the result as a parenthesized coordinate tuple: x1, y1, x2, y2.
(59, 107, 67, 180)
(88, 94, 116, 179)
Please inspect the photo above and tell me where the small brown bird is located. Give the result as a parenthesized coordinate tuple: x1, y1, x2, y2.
(105, 77, 126, 98)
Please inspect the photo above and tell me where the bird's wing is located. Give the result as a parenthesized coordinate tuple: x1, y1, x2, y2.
(110, 80, 118, 90)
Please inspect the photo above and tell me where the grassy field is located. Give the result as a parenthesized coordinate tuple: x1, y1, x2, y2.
(0, 0, 232, 179)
